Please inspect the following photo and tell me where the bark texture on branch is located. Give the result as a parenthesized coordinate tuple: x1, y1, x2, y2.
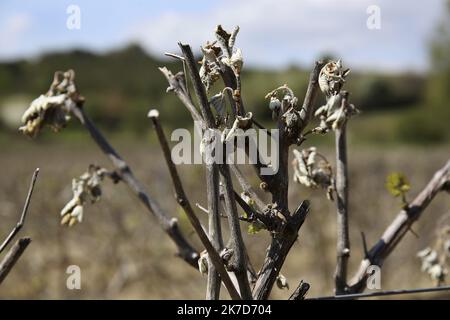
(348, 160, 450, 293)
(205, 163, 223, 299)
(253, 201, 310, 299)
(289, 280, 310, 300)
(0, 238, 31, 285)
(149, 110, 240, 300)
(179, 43, 252, 299)
(334, 116, 350, 295)
(0, 169, 39, 254)
(252, 61, 324, 299)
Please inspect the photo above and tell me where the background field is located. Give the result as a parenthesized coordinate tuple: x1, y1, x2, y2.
(0, 135, 448, 299)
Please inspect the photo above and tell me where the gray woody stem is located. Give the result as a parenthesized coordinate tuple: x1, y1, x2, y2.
(0, 168, 39, 254)
(179, 42, 252, 299)
(148, 110, 240, 300)
(205, 163, 223, 299)
(229, 165, 265, 213)
(334, 94, 350, 295)
(252, 61, 323, 299)
(299, 60, 325, 125)
(171, 44, 223, 299)
(289, 280, 310, 300)
(216, 47, 274, 191)
(159, 66, 266, 219)
(219, 164, 253, 299)
(347, 160, 450, 293)
(0, 238, 31, 285)
(69, 105, 199, 268)
(253, 201, 310, 299)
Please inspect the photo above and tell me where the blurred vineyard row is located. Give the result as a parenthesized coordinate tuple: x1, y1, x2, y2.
(0, 141, 448, 299)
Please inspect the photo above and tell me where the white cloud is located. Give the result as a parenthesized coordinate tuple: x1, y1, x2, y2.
(127, 0, 444, 71)
(0, 13, 32, 58)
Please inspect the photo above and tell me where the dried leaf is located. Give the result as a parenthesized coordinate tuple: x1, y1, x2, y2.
(60, 165, 109, 227)
(19, 70, 80, 137)
(229, 26, 240, 49)
(198, 250, 209, 276)
(319, 60, 349, 97)
(292, 147, 334, 200)
(209, 92, 226, 117)
(276, 274, 289, 290)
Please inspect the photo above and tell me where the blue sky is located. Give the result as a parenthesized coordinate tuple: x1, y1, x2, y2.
(0, 0, 445, 72)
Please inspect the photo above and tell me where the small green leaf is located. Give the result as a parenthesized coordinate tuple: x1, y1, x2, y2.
(240, 192, 255, 220)
(385, 172, 410, 197)
(177, 207, 194, 235)
(247, 221, 266, 235)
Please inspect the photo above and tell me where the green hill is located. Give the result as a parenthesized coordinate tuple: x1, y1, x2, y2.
(0, 44, 432, 143)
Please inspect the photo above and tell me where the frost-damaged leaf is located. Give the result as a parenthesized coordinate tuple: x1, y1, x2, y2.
(417, 246, 448, 285)
(276, 274, 289, 290)
(265, 85, 299, 124)
(417, 224, 450, 286)
(228, 26, 240, 49)
(198, 250, 209, 276)
(222, 48, 243, 75)
(215, 25, 232, 55)
(318, 59, 350, 98)
(312, 60, 359, 133)
(19, 70, 82, 137)
(60, 165, 110, 227)
(199, 42, 222, 92)
(209, 92, 226, 117)
(222, 112, 253, 142)
(214, 24, 243, 76)
(292, 147, 335, 200)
